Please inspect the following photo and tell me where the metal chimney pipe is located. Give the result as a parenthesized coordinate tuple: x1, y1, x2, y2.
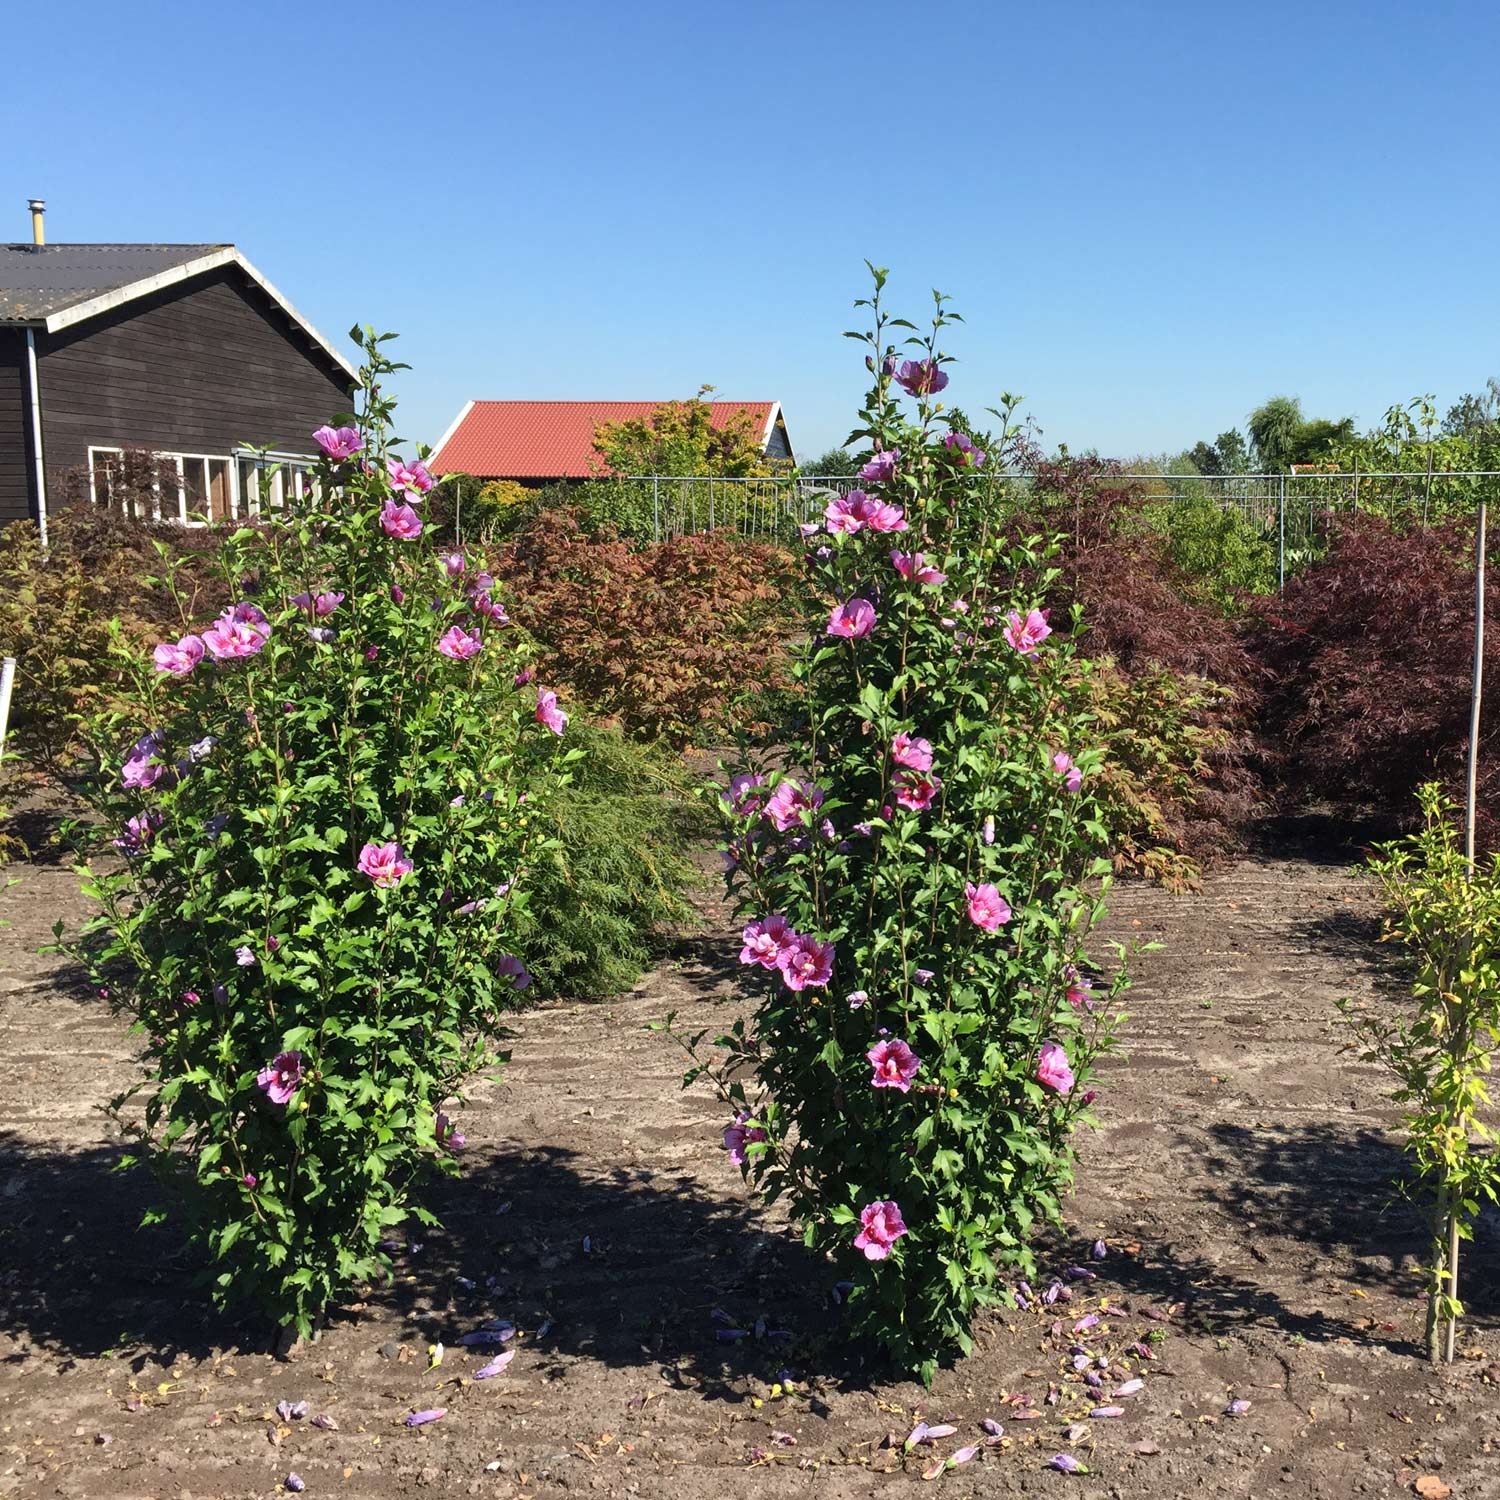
(28, 199, 45, 247)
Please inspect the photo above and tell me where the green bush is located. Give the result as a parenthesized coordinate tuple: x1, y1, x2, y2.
(1146, 489, 1276, 607)
(62, 329, 568, 1340)
(512, 724, 708, 999)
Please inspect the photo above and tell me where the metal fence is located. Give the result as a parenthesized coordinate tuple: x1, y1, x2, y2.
(628, 469, 1500, 587)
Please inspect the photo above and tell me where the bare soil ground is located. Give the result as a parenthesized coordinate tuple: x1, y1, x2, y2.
(2, 819, 1497, 1500)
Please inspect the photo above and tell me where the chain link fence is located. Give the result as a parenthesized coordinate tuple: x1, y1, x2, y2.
(626, 469, 1500, 587)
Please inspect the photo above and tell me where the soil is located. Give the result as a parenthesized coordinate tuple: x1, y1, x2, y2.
(2, 815, 1497, 1500)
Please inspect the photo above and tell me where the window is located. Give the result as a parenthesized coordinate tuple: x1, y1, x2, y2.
(88, 446, 324, 524)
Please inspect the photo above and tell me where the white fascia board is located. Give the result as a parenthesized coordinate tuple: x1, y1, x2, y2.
(428, 399, 477, 472)
(42, 247, 357, 381)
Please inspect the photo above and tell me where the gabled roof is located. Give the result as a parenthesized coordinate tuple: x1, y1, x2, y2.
(429, 399, 783, 479)
(0, 242, 356, 380)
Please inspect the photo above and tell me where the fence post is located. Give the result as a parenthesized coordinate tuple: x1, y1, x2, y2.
(653, 477, 660, 544)
(1466, 501, 1486, 872)
(1278, 474, 1286, 593)
(0, 656, 15, 766)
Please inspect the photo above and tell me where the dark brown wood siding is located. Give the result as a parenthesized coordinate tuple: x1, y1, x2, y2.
(0, 329, 33, 524)
(34, 266, 354, 509)
(765, 413, 793, 463)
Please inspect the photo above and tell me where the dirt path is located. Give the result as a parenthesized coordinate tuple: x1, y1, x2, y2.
(1, 832, 1497, 1500)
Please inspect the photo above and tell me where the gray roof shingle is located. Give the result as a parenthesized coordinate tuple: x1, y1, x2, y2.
(0, 242, 226, 320)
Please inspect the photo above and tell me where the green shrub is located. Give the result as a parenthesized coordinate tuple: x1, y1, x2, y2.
(512, 724, 708, 999)
(670, 271, 1129, 1381)
(62, 329, 568, 1340)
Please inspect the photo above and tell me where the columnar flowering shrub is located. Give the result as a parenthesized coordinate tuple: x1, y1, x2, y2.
(65, 329, 567, 1340)
(669, 271, 1128, 1379)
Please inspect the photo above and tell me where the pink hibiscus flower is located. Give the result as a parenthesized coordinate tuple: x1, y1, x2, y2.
(112, 809, 163, 856)
(1052, 751, 1083, 792)
(891, 731, 934, 772)
(896, 358, 948, 396)
(778, 933, 835, 991)
(437, 625, 483, 661)
(1003, 607, 1052, 654)
(740, 914, 796, 970)
(890, 549, 947, 586)
(824, 490, 876, 534)
(202, 602, 271, 661)
(763, 779, 825, 832)
(1035, 1040, 1075, 1095)
(152, 633, 205, 676)
(867, 1037, 921, 1092)
(535, 688, 568, 735)
(965, 881, 1012, 931)
(893, 770, 942, 812)
(858, 449, 899, 483)
(853, 1199, 908, 1261)
(381, 499, 423, 539)
(386, 456, 434, 497)
(313, 424, 363, 461)
(827, 598, 876, 638)
(723, 1110, 767, 1166)
(723, 772, 767, 817)
(496, 954, 532, 990)
(257, 1050, 304, 1106)
(357, 840, 413, 888)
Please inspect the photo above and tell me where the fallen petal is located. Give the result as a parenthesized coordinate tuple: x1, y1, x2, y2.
(459, 1331, 510, 1347)
(950, 1446, 979, 1466)
(1064, 1423, 1089, 1442)
(904, 1421, 931, 1450)
(921, 1456, 947, 1481)
(1048, 1452, 1087, 1473)
(285, 1477, 306, 1494)
(1072, 1313, 1100, 1333)
(1091, 1239, 1108, 1260)
(925, 1424, 957, 1440)
(406, 1408, 446, 1427)
(980, 1418, 1004, 1437)
(770, 1430, 797, 1447)
(475, 1351, 515, 1379)
(310, 1413, 338, 1431)
(1224, 1399, 1251, 1417)
(1114, 1378, 1145, 1398)
(275, 1400, 295, 1423)
(1064, 1267, 1097, 1282)
(1089, 1406, 1125, 1419)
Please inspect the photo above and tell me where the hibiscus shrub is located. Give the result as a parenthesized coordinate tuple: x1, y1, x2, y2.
(666, 272, 1129, 1380)
(63, 329, 570, 1340)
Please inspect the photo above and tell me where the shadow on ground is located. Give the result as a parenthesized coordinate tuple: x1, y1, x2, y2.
(0, 1133, 832, 1388)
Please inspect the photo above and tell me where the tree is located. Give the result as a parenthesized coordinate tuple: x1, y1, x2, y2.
(1214, 429, 1250, 474)
(1186, 440, 1223, 476)
(592, 387, 772, 477)
(1248, 397, 1355, 470)
(1248, 395, 1305, 472)
(803, 445, 862, 476)
(1443, 379, 1500, 438)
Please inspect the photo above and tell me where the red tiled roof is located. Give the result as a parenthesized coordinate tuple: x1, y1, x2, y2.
(429, 400, 780, 479)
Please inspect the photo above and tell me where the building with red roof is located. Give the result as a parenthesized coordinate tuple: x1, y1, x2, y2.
(428, 399, 792, 482)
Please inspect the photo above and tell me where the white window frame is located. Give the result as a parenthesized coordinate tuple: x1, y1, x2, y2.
(88, 445, 321, 525)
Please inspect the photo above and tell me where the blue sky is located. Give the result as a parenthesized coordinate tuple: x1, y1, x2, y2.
(7, 1, 1497, 462)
